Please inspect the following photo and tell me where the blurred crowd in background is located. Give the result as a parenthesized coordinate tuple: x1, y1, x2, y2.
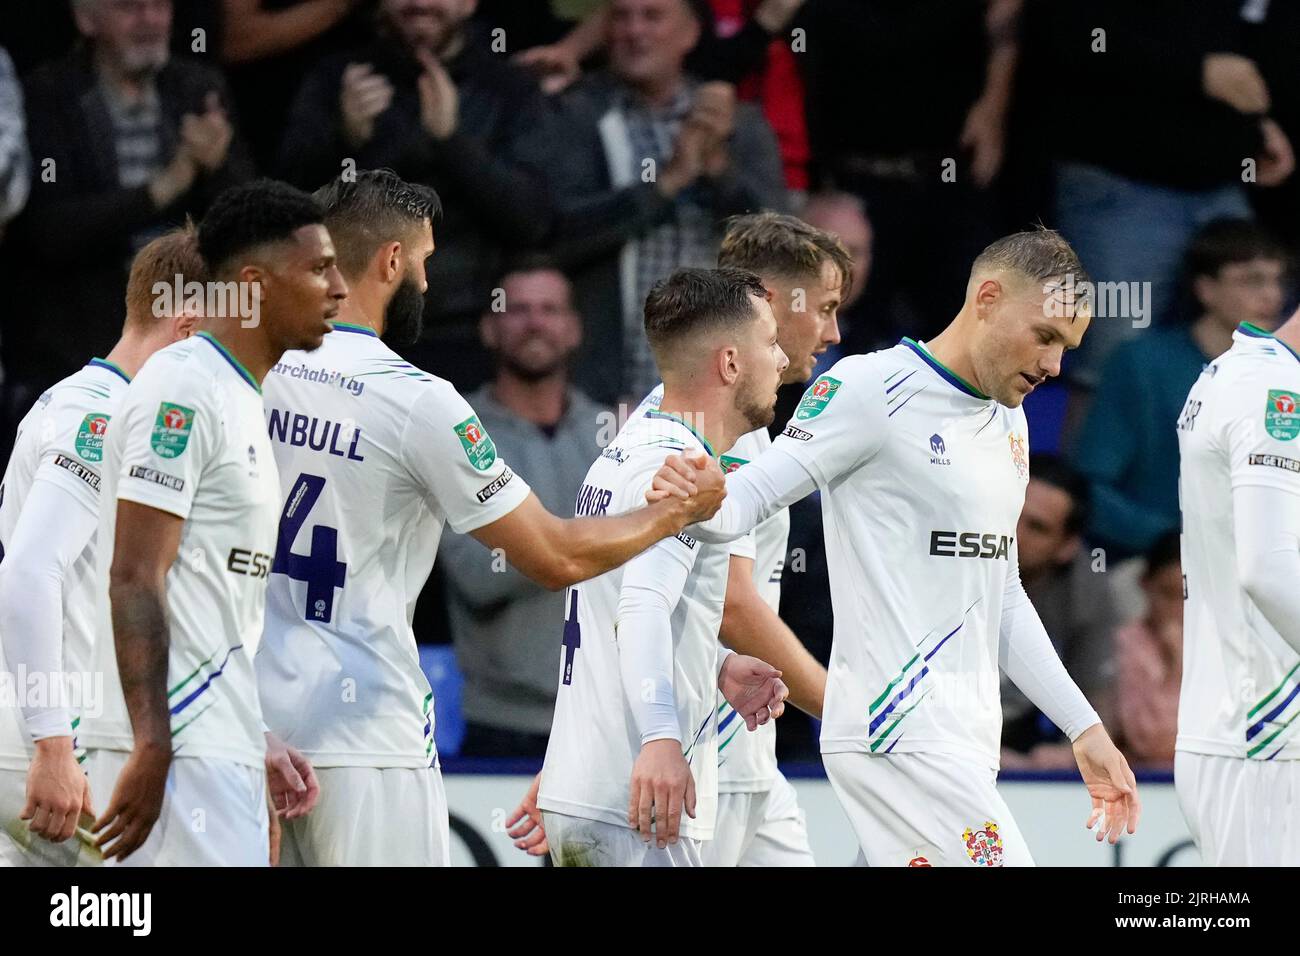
(0, 0, 1297, 772)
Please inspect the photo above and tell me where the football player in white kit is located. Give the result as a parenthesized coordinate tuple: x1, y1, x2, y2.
(538, 267, 791, 867)
(256, 171, 727, 866)
(83, 181, 348, 865)
(1175, 307, 1300, 865)
(652, 229, 1142, 866)
(507, 213, 848, 866)
(0, 229, 204, 866)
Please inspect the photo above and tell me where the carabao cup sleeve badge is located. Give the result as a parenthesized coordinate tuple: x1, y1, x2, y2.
(151, 402, 195, 458)
(795, 375, 842, 420)
(1266, 389, 1300, 441)
(454, 414, 498, 471)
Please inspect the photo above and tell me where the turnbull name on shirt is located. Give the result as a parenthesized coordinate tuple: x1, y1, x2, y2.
(267, 408, 365, 462)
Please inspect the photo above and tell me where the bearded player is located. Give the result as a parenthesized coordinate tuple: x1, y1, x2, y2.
(537, 267, 790, 867)
(256, 170, 733, 867)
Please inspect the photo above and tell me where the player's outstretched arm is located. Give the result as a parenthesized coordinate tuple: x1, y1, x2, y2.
(92, 499, 183, 861)
(647, 447, 817, 544)
(469, 453, 726, 590)
(719, 555, 825, 718)
(0, 477, 99, 843)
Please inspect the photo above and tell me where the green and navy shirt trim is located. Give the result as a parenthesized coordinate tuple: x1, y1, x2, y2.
(901, 338, 990, 400)
(197, 331, 261, 394)
(644, 408, 716, 457)
(87, 357, 131, 384)
(331, 321, 378, 338)
(1240, 322, 1300, 365)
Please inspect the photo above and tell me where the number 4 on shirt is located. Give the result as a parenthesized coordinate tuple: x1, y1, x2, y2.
(273, 472, 347, 623)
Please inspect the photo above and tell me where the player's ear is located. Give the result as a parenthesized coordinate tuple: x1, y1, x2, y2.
(479, 313, 497, 351)
(718, 346, 740, 385)
(974, 277, 1002, 316)
(173, 308, 202, 341)
(380, 241, 402, 283)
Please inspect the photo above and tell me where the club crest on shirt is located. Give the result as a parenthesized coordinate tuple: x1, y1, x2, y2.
(75, 413, 111, 462)
(962, 821, 1003, 867)
(1008, 431, 1028, 479)
(719, 454, 748, 474)
(454, 414, 497, 471)
(795, 375, 841, 420)
(1266, 389, 1300, 441)
(151, 402, 195, 458)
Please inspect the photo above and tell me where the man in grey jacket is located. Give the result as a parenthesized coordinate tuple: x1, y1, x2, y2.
(439, 259, 609, 757)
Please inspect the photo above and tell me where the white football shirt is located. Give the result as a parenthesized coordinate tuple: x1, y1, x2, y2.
(81, 333, 280, 768)
(256, 324, 530, 768)
(0, 360, 130, 770)
(715, 425, 789, 792)
(769, 340, 1030, 768)
(1177, 322, 1300, 760)
(538, 408, 732, 840)
(630, 385, 789, 792)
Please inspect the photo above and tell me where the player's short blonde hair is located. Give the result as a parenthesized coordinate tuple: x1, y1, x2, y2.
(970, 226, 1090, 291)
(124, 223, 208, 331)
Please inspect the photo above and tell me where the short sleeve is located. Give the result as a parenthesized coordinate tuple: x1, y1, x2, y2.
(771, 354, 888, 487)
(32, 401, 113, 517)
(729, 530, 757, 561)
(401, 384, 532, 535)
(114, 366, 218, 519)
(1224, 378, 1300, 496)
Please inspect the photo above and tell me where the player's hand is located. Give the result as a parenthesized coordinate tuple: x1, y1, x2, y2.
(265, 731, 320, 821)
(1072, 723, 1141, 845)
(505, 772, 550, 857)
(21, 736, 93, 844)
(415, 47, 459, 141)
(718, 654, 788, 731)
(514, 43, 582, 95)
(628, 738, 696, 848)
(340, 62, 394, 149)
(92, 741, 171, 861)
(646, 453, 727, 523)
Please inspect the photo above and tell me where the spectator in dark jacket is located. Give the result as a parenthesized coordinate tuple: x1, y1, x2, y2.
(1023, 0, 1294, 392)
(546, 0, 788, 407)
(4, 0, 252, 427)
(278, 0, 558, 391)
